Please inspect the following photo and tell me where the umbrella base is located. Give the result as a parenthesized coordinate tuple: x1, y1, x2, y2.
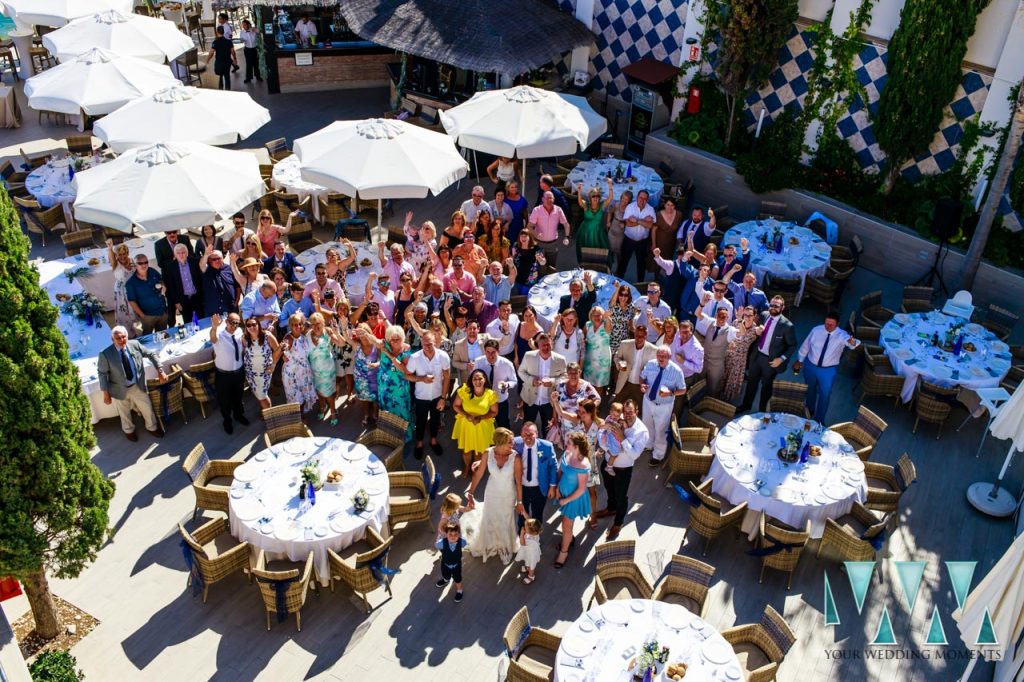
(967, 482, 1017, 517)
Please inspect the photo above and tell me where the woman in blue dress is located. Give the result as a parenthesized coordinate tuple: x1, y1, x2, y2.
(376, 324, 414, 439)
(554, 431, 592, 569)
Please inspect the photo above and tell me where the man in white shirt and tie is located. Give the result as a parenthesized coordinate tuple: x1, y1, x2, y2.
(696, 280, 735, 324)
(479, 339, 516, 428)
(404, 330, 451, 459)
(210, 312, 249, 434)
(640, 346, 688, 467)
(485, 300, 519, 362)
(792, 310, 859, 421)
(599, 399, 650, 540)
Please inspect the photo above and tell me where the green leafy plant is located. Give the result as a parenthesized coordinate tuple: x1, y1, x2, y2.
(30, 651, 84, 682)
(735, 109, 804, 193)
(668, 75, 733, 156)
(0, 188, 114, 639)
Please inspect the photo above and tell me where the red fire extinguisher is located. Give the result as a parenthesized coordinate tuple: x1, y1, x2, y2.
(0, 577, 22, 601)
(687, 85, 702, 115)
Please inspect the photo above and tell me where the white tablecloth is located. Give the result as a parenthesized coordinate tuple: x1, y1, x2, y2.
(26, 156, 103, 211)
(528, 269, 641, 325)
(554, 599, 742, 682)
(708, 413, 867, 539)
(295, 240, 383, 306)
(60, 235, 162, 311)
(721, 221, 831, 305)
(880, 311, 1012, 403)
(228, 437, 390, 586)
(271, 155, 330, 222)
(565, 158, 665, 206)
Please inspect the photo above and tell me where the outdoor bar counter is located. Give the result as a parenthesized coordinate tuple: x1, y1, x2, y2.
(272, 42, 398, 93)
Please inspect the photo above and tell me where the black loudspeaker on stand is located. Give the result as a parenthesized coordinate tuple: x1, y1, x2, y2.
(915, 197, 962, 297)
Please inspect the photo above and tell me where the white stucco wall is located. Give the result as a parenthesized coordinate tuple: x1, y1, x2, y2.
(966, 0, 1020, 69)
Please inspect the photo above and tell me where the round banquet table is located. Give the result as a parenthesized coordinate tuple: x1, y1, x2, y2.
(554, 599, 742, 682)
(294, 240, 383, 306)
(528, 269, 642, 325)
(708, 413, 867, 539)
(228, 437, 390, 586)
(271, 155, 330, 222)
(26, 155, 104, 228)
(880, 311, 1012, 403)
(565, 158, 665, 206)
(721, 220, 831, 305)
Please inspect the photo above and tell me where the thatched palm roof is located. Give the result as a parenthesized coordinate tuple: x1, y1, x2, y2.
(338, 0, 594, 75)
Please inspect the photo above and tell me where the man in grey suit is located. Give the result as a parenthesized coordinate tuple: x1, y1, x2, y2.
(97, 325, 167, 441)
(517, 333, 567, 434)
(739, 295, 798, 413)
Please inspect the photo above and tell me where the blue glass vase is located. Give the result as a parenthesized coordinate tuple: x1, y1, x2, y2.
(84, 306, 93, 327)
(308, 481, 316, 506)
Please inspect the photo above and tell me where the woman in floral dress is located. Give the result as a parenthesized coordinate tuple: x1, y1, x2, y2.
(608, 281, 635, 355)
(333, 298, 356, 402)
(325, 242, 356, 289)
(306, 312, 343, 425)
(583, 306, 612, 394)
(242, 315, 281, 414)
(106, 239, 138, 334)
(550, 363, 600, 447)
(350, 323, 379, 427)
(377, 324, 414, 438)
(723, 305, 763, 402)
(280, 311, 317, 414)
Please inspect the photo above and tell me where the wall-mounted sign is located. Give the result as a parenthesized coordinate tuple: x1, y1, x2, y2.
(264, 23, 273, 34)
(689, 45, 700, 62)
(295, 52, 313, 67)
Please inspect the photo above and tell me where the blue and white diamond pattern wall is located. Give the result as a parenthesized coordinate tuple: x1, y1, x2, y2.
(743, 24, 816, 129)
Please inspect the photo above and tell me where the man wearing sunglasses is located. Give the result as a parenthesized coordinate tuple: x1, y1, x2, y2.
(209, 313, 249, 434)
(125, 255, 168, 334)
(199, 248, 238, 316)
(226, 213, 255, 255)
(632, 282, 672, 338)
(696, 280, 735, 325)
(739, 295, 797, 413)
(558, 273, 596, 324)
(460, 185, 490, 225)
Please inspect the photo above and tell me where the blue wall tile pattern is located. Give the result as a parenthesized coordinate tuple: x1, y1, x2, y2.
(742, 25, 815, 129)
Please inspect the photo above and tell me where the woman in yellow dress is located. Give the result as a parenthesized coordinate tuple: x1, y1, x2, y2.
(452, 369, 499, 478)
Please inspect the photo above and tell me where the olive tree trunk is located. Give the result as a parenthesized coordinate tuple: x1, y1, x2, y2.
(22, 568, 60, 640)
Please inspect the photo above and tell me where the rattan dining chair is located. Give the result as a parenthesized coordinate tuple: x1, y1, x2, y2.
(864, 453, 917, 515)
(754, 516, 811, 590)
(65, 135, 94, 155)
(684, 379, 736, 440)
(181, 443, 242, 522)
(387, 455, 432, 534)
(178, 361, 216, 418)
(579, 246, 611, 273)
(900, 285, 934, 313)
(828, 405, 888, 461)
(665, 423, 712, 486)
(816, 502, 891, 564)
(177, 518, 250, 603)
(285, 220, 321, 254)
(60, 229, 97, 256)
(264, 137, 292, 162)
(803, 275, 838, 308)
(253, 551, 315, 631)
(912, 380, 958, 439)
(652, 554, 715, 618)
(720, 605, 797, 682)
(262, 402, 314, 448)
(318, 192, 353, 228)
(356, 411, 406, 472)
(13, 196, 69, 246)
(857, 290, 896, 328)
(684, 478, 748, 556)
(981, 304, 1018, 341)
(758, 201, 787, 220)
(327, 527, 394, 612)
(765, 274, 801, 310)
(503, 606, 561, 682)
(856, 351, 903, 409)
(766, 380, 810, 417)
(588, 540, 654, 608)
(146, 368, 187, 432)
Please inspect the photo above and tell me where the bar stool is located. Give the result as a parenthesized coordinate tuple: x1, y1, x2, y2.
(0, 42, 18, 82)
(29, 46, 56, 71)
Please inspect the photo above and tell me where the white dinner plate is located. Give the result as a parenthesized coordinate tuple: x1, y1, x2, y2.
(966, 323, 983, 335)
(629, 601, 646, 613)
(232, 466, 258, 483)
(721, 666, 743, 681)
(820, 431, 843, 446)
(894, 313, 911, 324)
(363, 478, 389, 495)
(775, 487, 798, 503)
(230, 488, 245, 499)
(700, 639, 734, 665)
(342, 447, 368, 462)
(330, 516, 353, 533)
(894, 349, 913, 360)
(561, 637, 592, 659)
(839, 458, 865, 474)
(718, 456, 738, 469)
(283, 439, 308, 455)
(737, 416, 760, 431)
(260, 522, 274, 534)
(992, 341, 1009, 353)
(254, 452, 268, 462)
(733, 468, 756, 485)
(578, 620, 595, 634)
(660, 606, 690, 630)
(929, 364, 953, 379)
(314, 525, 329, 538)
(233, 500, 260, 521)
(714, 438, 740, 454)
(970, 366, 986, 377)
(823, 482, 851, 500)
(781, 414, 802, 429)
(274, 522, 299, 541)
(601, 602, 628, 624)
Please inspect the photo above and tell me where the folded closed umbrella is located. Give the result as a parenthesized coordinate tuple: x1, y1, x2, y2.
(43, 10, 193, 63)
(72, 142, 265, 232)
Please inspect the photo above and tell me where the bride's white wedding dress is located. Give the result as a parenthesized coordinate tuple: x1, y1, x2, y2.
(462, 449, 519, 564)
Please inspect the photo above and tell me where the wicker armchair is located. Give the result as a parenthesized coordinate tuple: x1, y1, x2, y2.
(720, 605, 797, 682)
(503, 606, 561, 682)
(13, 196, 68, 246)
(588, 540, 654, 608)
(652, 554, 715, 617)
(754, 516, 811, 589)
(579, 247, 611, 273)
(981, 304, 1018, 341)
(900, 285, 933, 313)
(685, 379, 736, 440)
(685, 478, 748, 556)
(327, 527, 394, 612)
(264, 137, 292, 162)
(803, 275, 837, 307)
(65, 135, 95, 154)
(0, 159, 28, 189)
(912, 380, 958, 439)
(263, 403, 313, 448)
(318, 192, 353, 228)
(864, 453, 916, 514)
(286, 220, 321, 254)
(253, 551, 315, 631)
(817, 502, 890, 563)
(1003, 365, 1024, 393)
(146, 368, 187, 432)
(387, 454, 432, 533)
(356, 411, 407, 471)
(665, 424, 712, 486)
(857, 290, 896, 328)
(765, 274, 801, 310)
(179, 361, 217, 418)
(177, 518, 250, 603)
(766, 380, 810, 417)
(828, 405, 887, 461)
(60, 229, 97, 255)
(181, 443, 241, 522)
(856, 351, 903, 409)
(758, 201, 787, 220)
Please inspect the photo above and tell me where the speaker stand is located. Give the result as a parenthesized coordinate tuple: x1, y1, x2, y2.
(915, 239, 950, 297)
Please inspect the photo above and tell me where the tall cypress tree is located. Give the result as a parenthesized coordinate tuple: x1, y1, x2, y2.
(0, 188, 114, 639)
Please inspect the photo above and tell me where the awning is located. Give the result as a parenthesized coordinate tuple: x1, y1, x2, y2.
(338, 0, 594, 76)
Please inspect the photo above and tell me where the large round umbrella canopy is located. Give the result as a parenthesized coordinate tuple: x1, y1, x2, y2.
(72, 143, 265, 232)
(439, 85, 607, 158)
(94, 84, 271, 152)
(24, 47, 178, 116)
(294, 118, 468, 200)
(43, 10, 193, 63)
(0, 0, 131, 28)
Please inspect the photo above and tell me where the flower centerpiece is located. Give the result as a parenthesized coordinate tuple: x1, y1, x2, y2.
(943, 321, 965, 353)
(300, 460, 322, 490)
(778, 429, 803, 463)
(60, 293, 104, 323)
(352, 488, 371, 513)
(631, 638, 670, 680)
(72, 156, 86, 172)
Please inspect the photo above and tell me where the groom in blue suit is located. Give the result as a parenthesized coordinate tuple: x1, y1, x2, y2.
(513, 422, 559, 532)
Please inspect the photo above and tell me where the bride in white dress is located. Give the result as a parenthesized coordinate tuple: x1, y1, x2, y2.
(462, 427, 519, 564)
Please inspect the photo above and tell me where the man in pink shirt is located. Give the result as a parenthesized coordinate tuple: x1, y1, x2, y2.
(527, 190, 571, 268)
(443, 256, 477, 301)
(302, 263, 344, 302)
(366, 272, 396, 321)
(378, 242, 416, 292)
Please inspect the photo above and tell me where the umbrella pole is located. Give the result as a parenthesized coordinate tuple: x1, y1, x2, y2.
(959, 657, 978, 682)
(377, 199, 383, 241)
(967, 443, 1021, 517)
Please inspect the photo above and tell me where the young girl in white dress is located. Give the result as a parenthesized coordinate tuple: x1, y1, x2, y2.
(515, 518, 542, 585)
(436, 492, 474, 542)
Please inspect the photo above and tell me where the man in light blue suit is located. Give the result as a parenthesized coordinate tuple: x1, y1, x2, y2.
(513, 422, 559, 532)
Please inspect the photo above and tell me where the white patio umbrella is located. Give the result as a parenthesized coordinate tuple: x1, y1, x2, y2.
(955, 532, 1024, 681)
(293, 118, 469, 227)
(439, 85, 608, 178)
(42, 10, 193, 63)
(24, 47, 177, 116)
(72, 143, 265, 232)
(967, 383, 1024, 517)
(0, 0, 131, 28)
(94, 84, 271, 152)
